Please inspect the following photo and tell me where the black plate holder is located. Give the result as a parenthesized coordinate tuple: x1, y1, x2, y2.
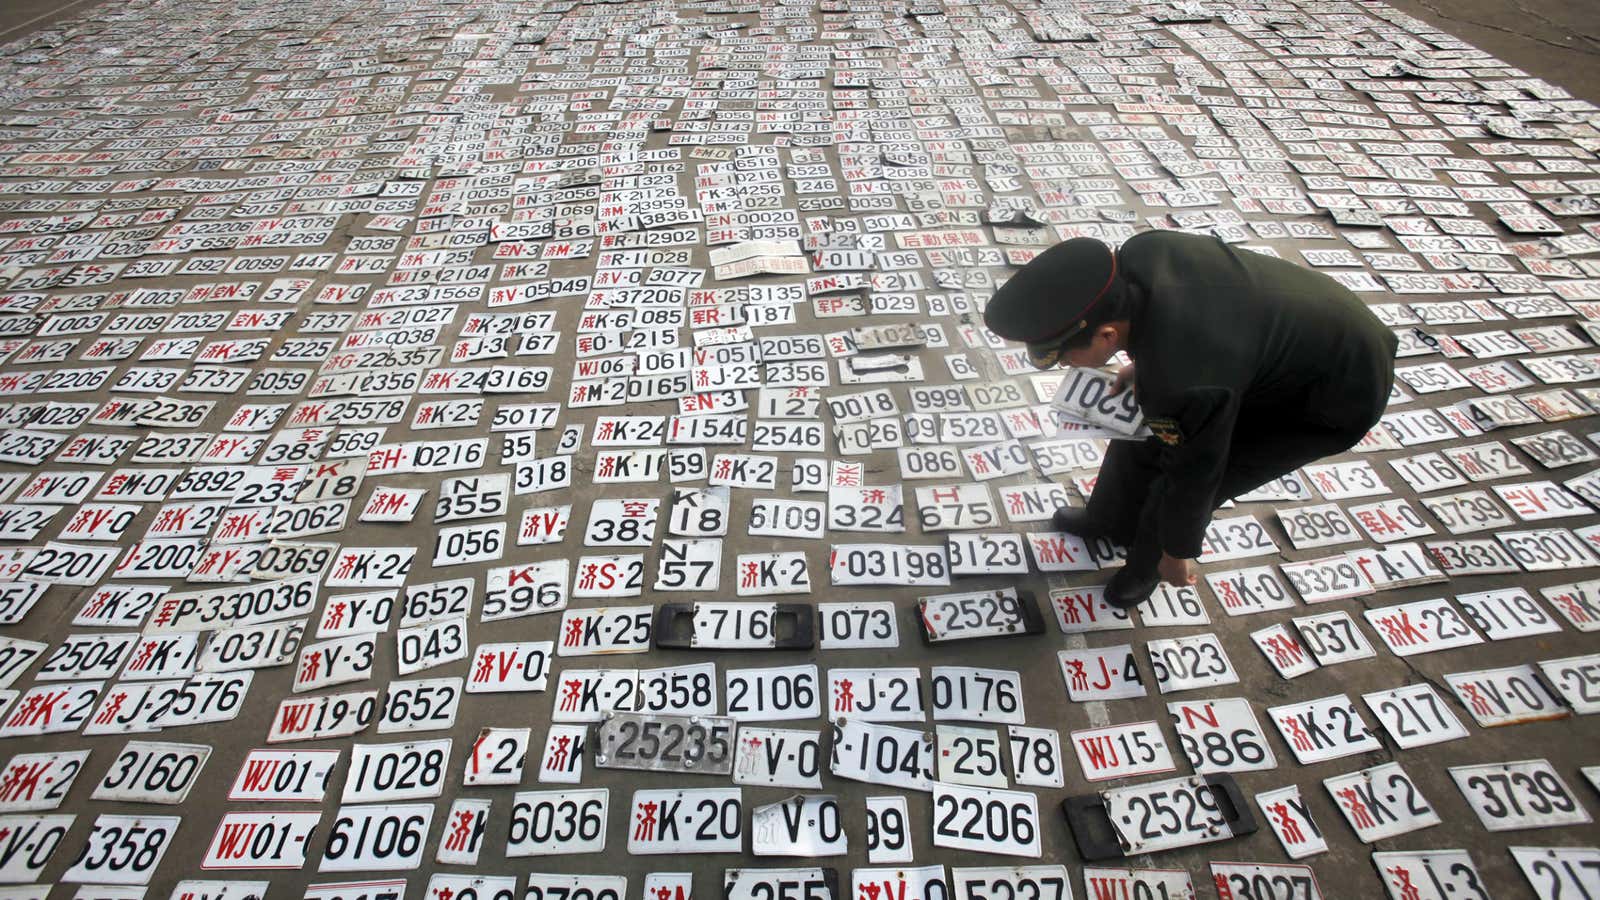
(655, 603, 815, 650)
(1061, 773, 1257, 861)
(915, 589, 1047, 644)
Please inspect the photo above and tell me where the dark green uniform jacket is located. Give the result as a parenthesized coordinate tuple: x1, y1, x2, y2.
(1118, 230, 1399, 559)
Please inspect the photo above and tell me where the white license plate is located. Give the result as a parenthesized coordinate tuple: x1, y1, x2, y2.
(691, 602, 779, 648)
(595, 712, 736, 775)
(931, 666, 1024, 724)
(1449, 759, 1591, 831)
(1323, 762, 1439, 843)
(733, 726, 823, 789)
(202, 811, 321, 869)
(1058, 646, 1146, 701)
(830, 543, 949, 586)
(626, 787, 741, 854)
(817, 602, 898, 649)
(1081, 868, 1196, 900)
(1267, 694, 1380, 765)
(63, 813, 180, 884)
(506, 789, 608, 856)
(91, 741, 210, 804)
(267, 690, 378, 743)
(1147, 633, 1239, 693)
(932, 781, 1041, 858)
(228, 749, 337, 802)
(1209, 863, 1323, 900)
(1070, 721, 1175, 782)
(1445, 664, 1568, 726)
(1370, 850, 1487, 900)
(751, 794, 845, 856)
(0, 750, 87, 811)
(725, 664, 818, 721)
(524, 874, 627, 900)
(919, 588, 1037, 641)
(1361, 683, 1468, 749)
(1101, 775, 1234, 855)
(828, 668, 922, 722)
(1509, 846, 1600, 898)
(1537, 653, 1600, 714)
(936, 725, 1007, 788)
(557, 606, 652, 656)
(951, 867, 1071, 900)
(725, 868, 837, 900)
(829, 718, 933, 792)
(319, 803, 432, 871)
(342, 740, 449, 803)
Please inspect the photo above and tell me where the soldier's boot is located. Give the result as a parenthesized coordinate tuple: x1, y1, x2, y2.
(1104, 536, 1160, 610)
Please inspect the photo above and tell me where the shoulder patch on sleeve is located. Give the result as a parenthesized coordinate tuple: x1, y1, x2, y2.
(1148, 417, 1183, 446)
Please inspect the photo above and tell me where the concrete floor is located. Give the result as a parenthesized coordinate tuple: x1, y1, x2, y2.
(0, 0, 1595, 898)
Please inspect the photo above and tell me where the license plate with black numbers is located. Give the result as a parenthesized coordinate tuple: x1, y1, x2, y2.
(318, 803, 432, 871)
(817, 602, 898, 649)
(1146, 634, 1238, 693)
(626, 787, 741, 854)
(506, 788, 608, 856)
(1361, 683, 1469, 749)
(91, 741, 210, 804)
(595, 712, 736, 775)
(1101, 775, 1232, 855)
(918, 588, 1039, 641)
(725, 868, 837, 900)
(1208, 863, 1323, 900)
(342, 740, 449, 802)
(951, 866, 1071, 900)
(1449, 759, 1591, 831)
(63, 813, 180, 884)
(1323, 762, 1440, 843)
(932, 782, 1041, 858)
(829, 718, 934, 791)
(1370, 850, 1489, 900)
(1509, 847, 1600, 899)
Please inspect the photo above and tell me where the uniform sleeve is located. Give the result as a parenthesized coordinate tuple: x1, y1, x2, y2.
(1142, 385, 1240, 559)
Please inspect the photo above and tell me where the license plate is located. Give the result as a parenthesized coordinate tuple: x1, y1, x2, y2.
(63, 814, 180, 884)
(228, 749, 338, 802)
(829, 543, 949, 586)
(1058, 646, 1146, 701)
(1445, 664, 1569, 726)
(1361, 683, 1468, 749)
(932, 781, 1041, 858)
(626, 787, 741, 854)
(1206, 566, 1295, 616)
(733, 727, 823, 789)
(199, 620, 304, 672)
(1293, 611, 1375, 666)
(828, 668, 923, 722)
(1146, 633, 1239, 693)
(1456, 588, 1560, 640)
(524, 874, 627, 900)
(725, 868, 838, 900)
(1370, 850, 1488, 900)
(850, 865, 943, 900)
(1323, 762, 1439, 843)
(930, 666, 1024, 724)
(1538, 653, 1600, 714)
(342, 740, 449, 802)
(267, 690, 378, 743)
(506, 789, 608, 856)
(292, 634, 375, 693)
(595, 712, 736, 775)
(1267, 694, 1381, 764)
(691, 602, 779, 649)
(202, 811, 321, 869)
(557, 606, 652, 656)
(1070, 721, 1175, 782)
(91, 740, 210, 804)
(936, 725, 1007, 788)
(829, 718, 934, 792)
(1509, 846, 1600, 898)
(1254, 785, 1327, 860)
(817, 601, 898, 649)
(1209, 863, 1323, 900)
(918, 588, 1043, 641)
(726, 665, 821, 722)
(377, 677, 462, 734)
(1100, 775, 1234, 855)
(150, 671, 253, 729)
(319, 803, 432, 871)
(0, 750, 87, 811)
(1249, 624, 1318, 679)
(1167, 698, 1278, 774)
(1280, 555, 1374, 604)
(1081, 869, 1195, 900)
(1363, 598, 1482, 656)
(751, 794, 845, 856)
(1449, 759, 1591, 831)
(1278, 503, 1360, 549)
(467, 641, 552, 694)
(951, 867, 1071, 900)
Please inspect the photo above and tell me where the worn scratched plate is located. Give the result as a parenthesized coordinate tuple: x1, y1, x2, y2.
(594, 711, 736, 775)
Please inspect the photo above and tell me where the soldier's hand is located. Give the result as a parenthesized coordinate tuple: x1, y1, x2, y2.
(1110, 362, 1135, 395)
(1157, 552, 1196, 587)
